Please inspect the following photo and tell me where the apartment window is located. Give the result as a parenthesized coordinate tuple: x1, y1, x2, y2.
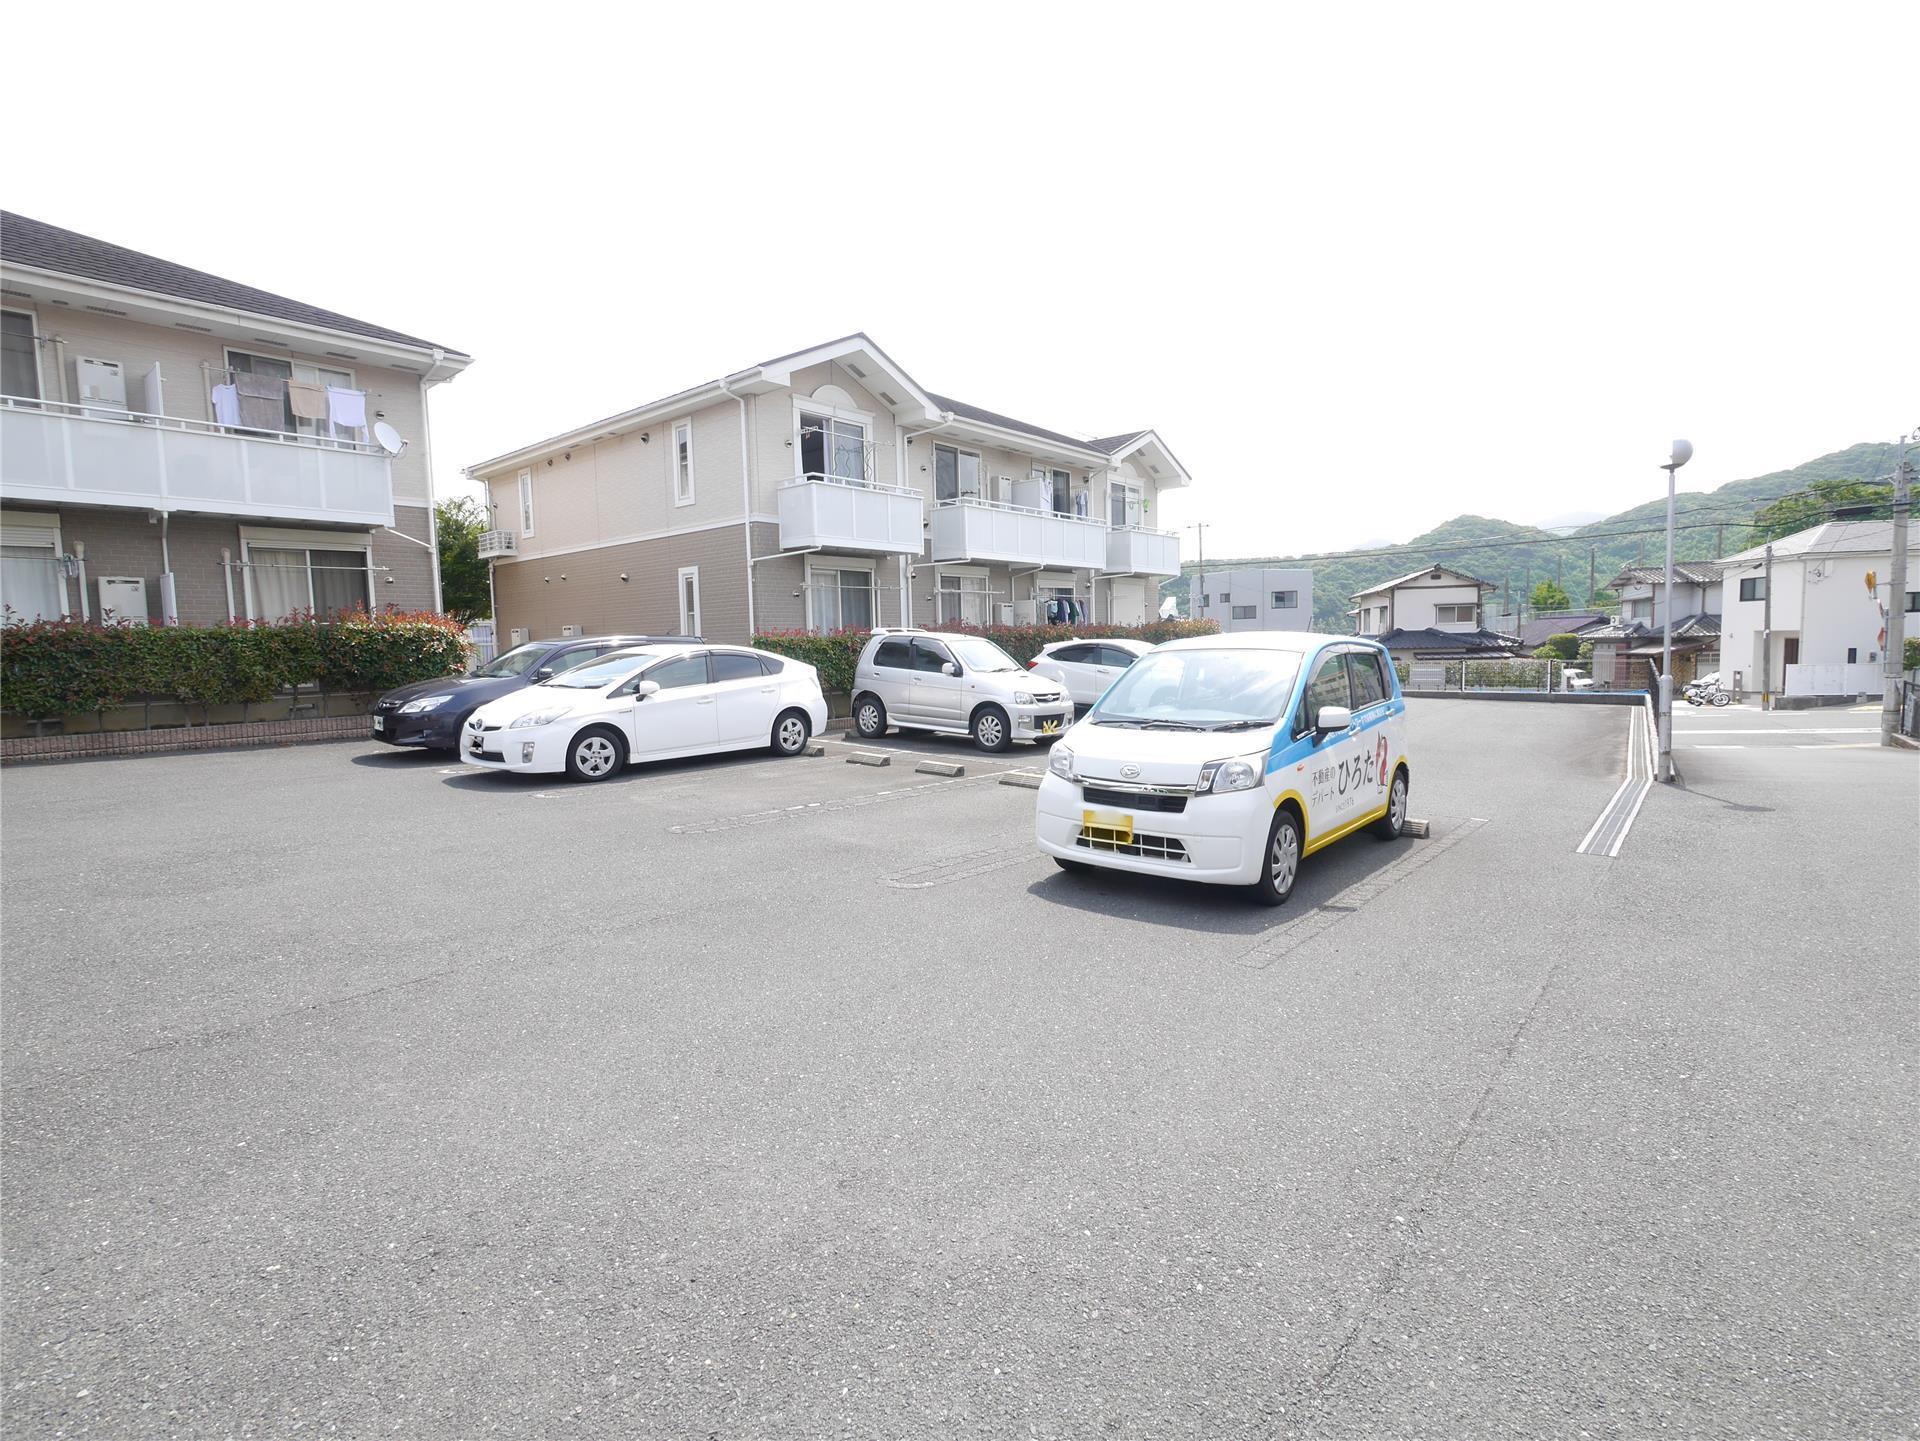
(1031, 467, 1071, 515)
(678, 566, 701, 637)
(672, 419, 694, 505)
(1271, 590, 1298, 609)
(938, 572, 991, 626)
(2, 310, 40, 401)
(1740, 577, 1766, 602)
(1906, 590, 1920, 612)
(1232, 605, 1257, 621)
(228, 350, 357, 441)
(1625, 599, 1652, 621)
(1, 515, 65, 623)
(1847, 647, 1858, 664)
(1199, 594, 1210, 607)
(518, 469, 535, 535)
(934, 444, 982, 503)
(1219, 591, 1231, 603)
(808, 565, 874, 632)
(799, 412, 867, 484)
(1435, 603, 1478, 624)
(247, 544, 371, 621)
(1109, 481, 1143, 529)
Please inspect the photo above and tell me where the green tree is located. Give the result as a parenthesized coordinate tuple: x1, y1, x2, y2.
(1751, 478, 1893, 544)
(435, 495, 491, 623)
(1529, 579, 1572, 612)
(1533, 632, 1582, 661)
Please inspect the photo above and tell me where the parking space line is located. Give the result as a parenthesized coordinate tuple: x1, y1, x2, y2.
(666, 771, 1012, 836)
(885, 844, 1048, 889)
(1235, 817, 1490, 970)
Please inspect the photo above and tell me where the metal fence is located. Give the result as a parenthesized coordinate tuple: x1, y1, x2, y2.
(1399, 657, 1610, 694)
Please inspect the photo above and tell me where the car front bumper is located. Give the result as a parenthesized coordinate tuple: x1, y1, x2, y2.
(372, 709, 465, 748)
(458, 724, 570, 775)
(1011, 703, 1073, 743)
(1034, 772, 1268, 886)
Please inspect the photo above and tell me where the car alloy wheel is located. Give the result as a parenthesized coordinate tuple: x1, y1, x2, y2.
(973, 707, 1009, 752)
(775, 714, 808, 755)
(572, 734, 617, 778)
(855, 700, 885, 738)
(1269, 820, 1298, 893)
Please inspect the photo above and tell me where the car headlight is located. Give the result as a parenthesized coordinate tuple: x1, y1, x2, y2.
(1198, 757, 1261, 793)
(1047, 745, 1076, 780)
(509, 706, 573, 729)
(397, 694, 453, 714)
(1014, 691, 1036, 706)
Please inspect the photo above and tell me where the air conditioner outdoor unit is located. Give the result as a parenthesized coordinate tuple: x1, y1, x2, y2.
(510, 628, 530, 647)
(74, 356, 128, 416)
(559, 624, 581, 638)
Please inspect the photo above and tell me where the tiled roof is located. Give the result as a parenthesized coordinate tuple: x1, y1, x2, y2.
(0, 210, 468, 357)
(1084, 430, 1149, 455)
(1352, 565, 1497, 599)
(1606, 562, 1723, 588)
(924, 392, 1107, 453)
(1375, 627, 1522, 655)
(1518, 613, 1609, 648)
(1585, 612, 1721, 642)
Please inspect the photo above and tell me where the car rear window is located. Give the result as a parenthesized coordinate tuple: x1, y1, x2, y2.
(712, 652, 764, 683)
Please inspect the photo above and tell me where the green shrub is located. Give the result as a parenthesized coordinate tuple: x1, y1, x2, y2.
(0, 609, 467, 718)
(1533, 632, 1582, 661)
(752, 619, 1222, 694)
(1907, 636, 1919, 674)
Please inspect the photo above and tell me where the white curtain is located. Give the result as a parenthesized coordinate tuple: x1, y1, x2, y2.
(250, 547, 309, 621)
(1, 545, 64, 623)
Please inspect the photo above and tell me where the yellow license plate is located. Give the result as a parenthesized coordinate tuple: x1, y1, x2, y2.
(1083, 809, 1133, 846)
(1040, 718, 1061, 734)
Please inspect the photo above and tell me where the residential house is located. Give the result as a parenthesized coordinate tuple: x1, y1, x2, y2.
(465, 334, 1189, 647)
(1196, 568, 1312, 631)
(1583, 563, 1722, 689)
(1351, 565, 1518, 661)
(1517, 611, 1610, 652)
(1718, 520, 1919, 699)
(0, 213, 469, 627)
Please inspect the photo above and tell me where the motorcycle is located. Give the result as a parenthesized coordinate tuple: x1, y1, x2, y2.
(1683, 681, 1733, 707)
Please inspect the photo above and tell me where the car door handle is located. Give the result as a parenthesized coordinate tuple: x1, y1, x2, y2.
(696, 697, 715, 705)
(758, 686, 775, 693)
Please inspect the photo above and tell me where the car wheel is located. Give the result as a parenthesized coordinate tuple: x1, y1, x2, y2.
(1252, 807, 1302, 907)
(854, 695, 887, 739)
(771, 709, 811, 756)
(564, 726, 626, 782)
(1373, 767, 1408, 839)
(971, 704, 1011, 753)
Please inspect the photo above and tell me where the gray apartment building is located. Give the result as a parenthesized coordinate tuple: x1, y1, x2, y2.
(1196, 567, 1313, 631)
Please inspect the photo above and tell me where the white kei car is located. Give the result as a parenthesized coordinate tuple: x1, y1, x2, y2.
(1027, 638, 1155, 710)
(1036, 632, 1410, 905)
(461, 644, 828, 781)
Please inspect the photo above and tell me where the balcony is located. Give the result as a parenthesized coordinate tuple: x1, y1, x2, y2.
(476, 529, 518, 560)
(1103, 525, 1180, 576)
(777, 473, 924, 555)
(1, 396, 393, 527)
(930, 498, 1109, 570)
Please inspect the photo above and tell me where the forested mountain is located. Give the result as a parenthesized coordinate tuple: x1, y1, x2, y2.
(1163, 442, 1904, 629)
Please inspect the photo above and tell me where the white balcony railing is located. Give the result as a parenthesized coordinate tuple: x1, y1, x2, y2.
(476, 529, 518, 559)
(777, 473, 924, 555)
(1102, 525, 1180, 576)
(930, 497, 1108, 570)
(0, 395, 393, 527)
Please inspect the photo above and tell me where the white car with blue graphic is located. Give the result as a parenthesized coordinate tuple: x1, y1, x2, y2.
(1034, 632, 1410, 905)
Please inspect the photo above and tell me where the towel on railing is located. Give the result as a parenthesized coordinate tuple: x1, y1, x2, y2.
(286, 380, 328, 421)
(325, 386, 367, 431)
(234, 373, 285, 429)
(210, 383, 240, 427)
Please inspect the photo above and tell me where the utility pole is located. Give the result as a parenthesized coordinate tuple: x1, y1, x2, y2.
(1761, 543, 1774, 712)
(1589, 547, 1596, 608)
(1658, 440, 1692, 783)
(1883, 447, 1914, 746)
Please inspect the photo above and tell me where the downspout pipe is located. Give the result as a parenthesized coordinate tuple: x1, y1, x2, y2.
(719, 375, 755, 639)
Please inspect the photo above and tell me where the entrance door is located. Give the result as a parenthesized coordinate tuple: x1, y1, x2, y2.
(1782, 637, 1800, 666)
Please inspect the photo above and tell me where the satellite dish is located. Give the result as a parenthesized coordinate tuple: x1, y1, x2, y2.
(373, 421, 407, 457)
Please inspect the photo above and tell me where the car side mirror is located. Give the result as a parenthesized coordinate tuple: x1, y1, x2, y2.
(533, 667, 554, 681)
(1316, 704, 1353, 736)
(942, 662, 960, 676)
(634, 680, 661, 701)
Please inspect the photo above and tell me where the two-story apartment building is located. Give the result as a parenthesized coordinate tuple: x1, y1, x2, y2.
(1718, 520, 1919, 699)
(0, 213, 469, 627)
(1350, 565, 1518, 661)
(465, 334, 1188, 647)
(1196, 568, 1313, 631)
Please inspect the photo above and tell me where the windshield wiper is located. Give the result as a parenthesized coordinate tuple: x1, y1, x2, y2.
(1090, 715, 1145, 727)
(1138, 719, 1205, 731)
(1210, 718, 1277, 731)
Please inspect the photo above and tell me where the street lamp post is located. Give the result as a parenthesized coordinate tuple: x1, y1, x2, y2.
(1658, 439, 1693, 782)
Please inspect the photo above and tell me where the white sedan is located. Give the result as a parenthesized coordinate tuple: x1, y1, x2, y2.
(460, 644, 828, 781)
(1027, 638, 1155, 710)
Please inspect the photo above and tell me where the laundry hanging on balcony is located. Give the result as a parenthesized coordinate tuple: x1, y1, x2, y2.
(234, 373, 285, 430)
(286, 380, 329, 422)
(209, 383, 240, 427)
(325, 386, 367, 431)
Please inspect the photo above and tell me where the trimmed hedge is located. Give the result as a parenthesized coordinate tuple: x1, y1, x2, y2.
(753, 619, 1221, 695)
(0, 610, 468, 718)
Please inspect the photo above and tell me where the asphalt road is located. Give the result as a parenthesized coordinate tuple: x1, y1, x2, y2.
(2, 700, 1914, 1438)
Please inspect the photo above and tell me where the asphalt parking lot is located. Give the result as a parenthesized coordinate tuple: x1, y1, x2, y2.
(3, 700, 1915, 1438)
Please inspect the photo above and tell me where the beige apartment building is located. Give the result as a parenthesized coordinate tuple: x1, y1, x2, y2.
(0, 212, 469, 627)
(466, 334, 1189, 647)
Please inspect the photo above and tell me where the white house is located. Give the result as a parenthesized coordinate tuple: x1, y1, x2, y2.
(1348, 565, 1518, 661)
(1718, 520, 1920, 699)
(1196, 568, 1312, 631)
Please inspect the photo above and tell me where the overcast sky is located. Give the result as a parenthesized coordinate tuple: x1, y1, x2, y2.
(8, 2, 1915, 559)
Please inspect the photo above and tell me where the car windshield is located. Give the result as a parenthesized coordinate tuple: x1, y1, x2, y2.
(542, 654, 652, 690)
(947, 637, 1021, 673)
(470, 642, 550, 679)
(1089, 648, 1302, 730)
